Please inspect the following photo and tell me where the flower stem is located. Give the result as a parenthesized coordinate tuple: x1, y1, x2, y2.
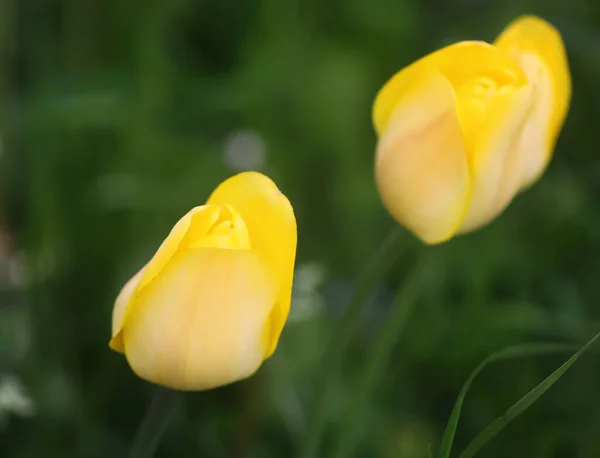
(129, 387, 180, 458)
(297, 227, 406, 458)
(331, 254, 432, 458)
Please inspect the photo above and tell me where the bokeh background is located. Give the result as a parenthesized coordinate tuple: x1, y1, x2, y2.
(1, 0, 600, 457)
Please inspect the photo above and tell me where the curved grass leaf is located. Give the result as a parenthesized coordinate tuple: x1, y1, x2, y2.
(436, 340, 589, 458)
(458, 330, 600, 458)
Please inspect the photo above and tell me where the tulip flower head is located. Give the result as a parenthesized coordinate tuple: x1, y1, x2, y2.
(110, 172, 297, 391)
(373, 16, 571, 244)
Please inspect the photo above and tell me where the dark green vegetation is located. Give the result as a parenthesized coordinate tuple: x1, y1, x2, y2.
(1, 0, 600, 457)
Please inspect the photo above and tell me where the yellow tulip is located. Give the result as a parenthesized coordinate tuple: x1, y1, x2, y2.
(373, 16, 571, 244)
(109, 172, 297, 391)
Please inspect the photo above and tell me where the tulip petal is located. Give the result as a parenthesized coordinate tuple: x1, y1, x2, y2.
(123, 248, 277, 391)
(110, 268, 144, 352)
(494, 16, 571, 187)
(458, 85, 534, 233)
(375, 71, 471, 244)
(110, 205, 230, 351)
(207, 172, 297, 358)
(136, 205, 222, 293)
(373, 41, 528, 135)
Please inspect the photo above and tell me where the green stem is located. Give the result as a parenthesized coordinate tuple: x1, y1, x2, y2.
(297, 227, 406, 458)
(331, 254, 432, 458)
(129, 387, 180, 458)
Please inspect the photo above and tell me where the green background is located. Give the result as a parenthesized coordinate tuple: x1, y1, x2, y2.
(1, 0, 600, 456)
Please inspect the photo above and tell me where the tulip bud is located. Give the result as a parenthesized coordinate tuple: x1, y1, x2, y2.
(373, 16, 570, 244)
(110, 172, 297, 391)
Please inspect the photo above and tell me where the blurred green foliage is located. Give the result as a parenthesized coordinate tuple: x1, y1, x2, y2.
(1, 0, 600, 457)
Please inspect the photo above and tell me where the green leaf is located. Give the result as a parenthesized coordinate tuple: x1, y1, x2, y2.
(436, 336, 599, 458)
(458, 330, 600, 458)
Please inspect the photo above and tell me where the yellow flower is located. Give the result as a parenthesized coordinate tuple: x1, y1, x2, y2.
(373, 16, 571, 244)
(109, 172, 297, 391)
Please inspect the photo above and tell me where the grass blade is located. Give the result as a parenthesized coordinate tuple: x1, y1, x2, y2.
(436, 342, 578, 458)
(457, 330, 600, 458)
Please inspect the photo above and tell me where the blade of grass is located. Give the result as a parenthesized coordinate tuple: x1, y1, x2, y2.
(458, 330, 600, 458)
(436, 342, 576, 458)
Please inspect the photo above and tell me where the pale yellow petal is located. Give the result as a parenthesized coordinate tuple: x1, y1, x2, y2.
(511, 56, 555, 187)
(110, 268, 144, 353)
(180, 204, 250, 251)
(373, 41, 527, 135)
(123, 248, 277, 391)
(375, 71, 471, 244)
(137, 205, 221, 292)
(207, 172, 297, 358)
(110, 205, 238, 350)
(494, 15, 571, 187)
(457, 85, 534, 233)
